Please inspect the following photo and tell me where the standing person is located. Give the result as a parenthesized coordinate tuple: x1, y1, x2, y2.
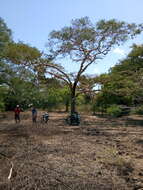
(14, 105, 21, 123)
(32, 107, 37, 123)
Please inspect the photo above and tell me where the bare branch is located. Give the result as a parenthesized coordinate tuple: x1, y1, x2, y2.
(47, 71, 72, 88)
(43, 61, 72, 87)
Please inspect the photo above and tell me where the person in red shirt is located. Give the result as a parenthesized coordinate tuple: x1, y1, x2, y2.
(14, 105, 21, 123)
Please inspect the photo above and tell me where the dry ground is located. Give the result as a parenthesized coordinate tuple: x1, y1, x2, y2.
(0, 111, 143, 190)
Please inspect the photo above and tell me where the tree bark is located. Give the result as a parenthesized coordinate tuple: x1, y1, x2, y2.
(71, 87, 76, 114)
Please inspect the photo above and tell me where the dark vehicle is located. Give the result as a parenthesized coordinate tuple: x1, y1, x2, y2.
(66, 112, 80, 126)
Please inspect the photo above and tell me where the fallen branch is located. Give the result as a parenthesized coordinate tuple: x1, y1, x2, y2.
(0, 152, 14, 180)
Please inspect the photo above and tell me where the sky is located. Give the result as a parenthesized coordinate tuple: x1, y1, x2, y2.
(0, 0, 143, 75)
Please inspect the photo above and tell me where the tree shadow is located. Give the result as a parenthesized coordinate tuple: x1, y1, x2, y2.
(125, 118, 143, 126)
(0, 124, 29, 138)
(136, 139, 143, 145)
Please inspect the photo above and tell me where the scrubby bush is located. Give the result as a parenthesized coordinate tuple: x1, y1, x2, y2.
(131, 105, 143, 115)
(106, 105, 122, 117)
(0, 101, 5, 112)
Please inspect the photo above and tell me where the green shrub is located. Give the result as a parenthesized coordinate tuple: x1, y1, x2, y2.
(132, 105, 143, 115)
(0, 101, 5, 112)
(106, 105, 122, 117)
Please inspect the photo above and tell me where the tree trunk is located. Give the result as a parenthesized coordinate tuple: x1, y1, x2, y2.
(70, 87, 76, 114)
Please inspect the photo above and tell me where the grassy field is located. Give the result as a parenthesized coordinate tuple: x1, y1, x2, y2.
(0, 111, 143, 189)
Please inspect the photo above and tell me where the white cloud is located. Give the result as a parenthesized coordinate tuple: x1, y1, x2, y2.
(113, 48, 125, 56)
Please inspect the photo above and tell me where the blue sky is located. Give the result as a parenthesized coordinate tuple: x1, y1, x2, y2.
(0, 0, 143, 75)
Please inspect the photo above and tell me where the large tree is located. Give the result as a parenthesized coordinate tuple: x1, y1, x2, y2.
(44, 17, 143, 114)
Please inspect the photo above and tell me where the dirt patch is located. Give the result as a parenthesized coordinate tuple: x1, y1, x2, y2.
(0, 112, 143, 189)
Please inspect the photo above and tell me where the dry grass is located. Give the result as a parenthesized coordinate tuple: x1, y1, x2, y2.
(0, 111, 143, 189)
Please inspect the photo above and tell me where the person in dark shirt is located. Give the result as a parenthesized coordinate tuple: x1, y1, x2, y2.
(32, 107, 37, 123)
(14, 105, 21, 123)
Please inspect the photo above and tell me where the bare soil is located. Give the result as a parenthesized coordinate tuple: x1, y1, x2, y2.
(0, 111, 143, 190)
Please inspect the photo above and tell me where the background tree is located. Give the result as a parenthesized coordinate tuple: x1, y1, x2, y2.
(58, 86, 71, 112)
(93, 44, 143, 114)
(0, 17, 12, 111)
(0, 17, 12, 58)
(0, 61, 42, 110)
